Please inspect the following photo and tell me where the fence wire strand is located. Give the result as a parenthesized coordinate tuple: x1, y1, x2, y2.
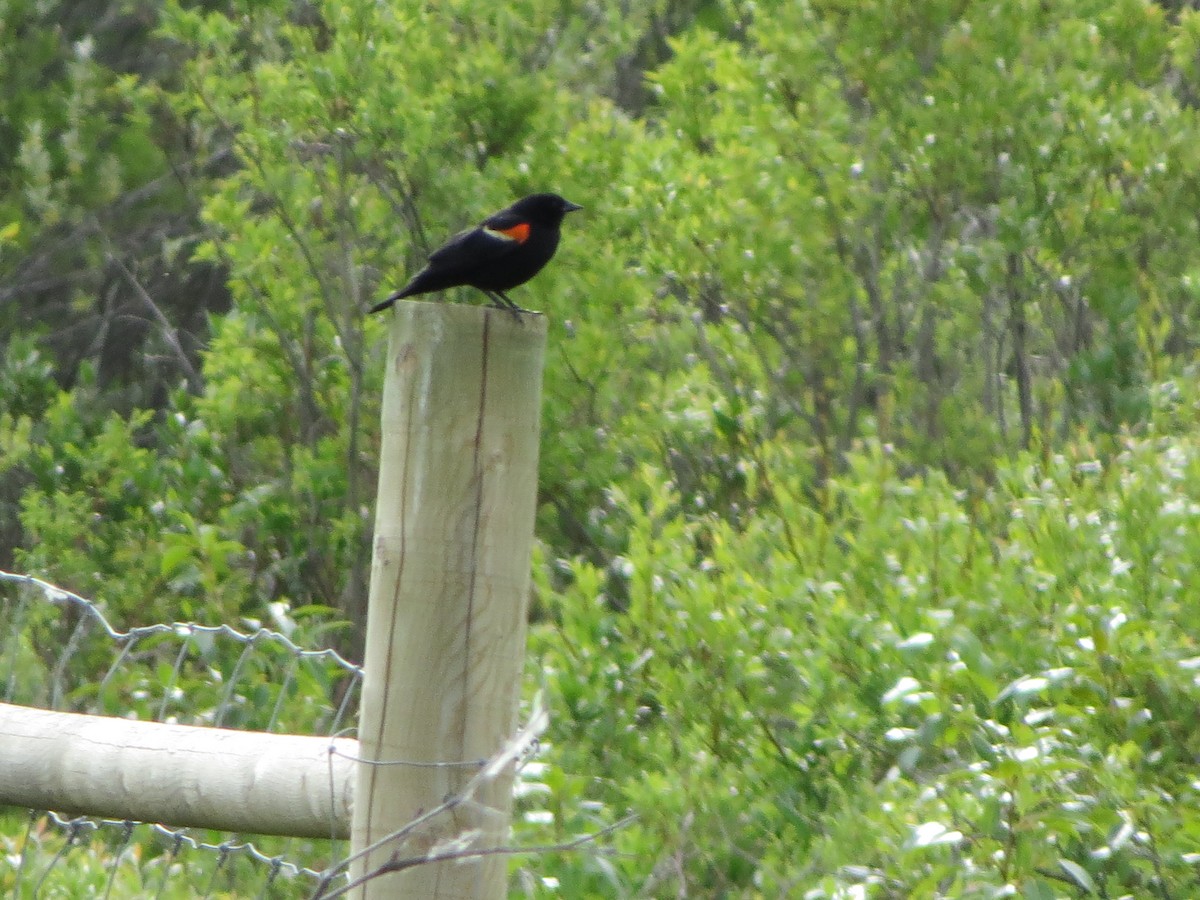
(0, 570, 362, 680)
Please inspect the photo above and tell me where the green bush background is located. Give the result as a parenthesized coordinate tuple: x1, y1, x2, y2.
(5, 0, 1200, 895)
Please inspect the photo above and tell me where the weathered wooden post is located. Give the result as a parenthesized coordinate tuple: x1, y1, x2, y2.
(351, 300, 547, 898)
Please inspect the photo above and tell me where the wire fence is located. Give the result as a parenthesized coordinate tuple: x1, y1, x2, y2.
(1, 569, 362, 898)
(1, 569, 622, 898)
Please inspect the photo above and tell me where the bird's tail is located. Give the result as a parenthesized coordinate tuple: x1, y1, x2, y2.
(367, 290, 403, 314)
(368, 278, 424, 314)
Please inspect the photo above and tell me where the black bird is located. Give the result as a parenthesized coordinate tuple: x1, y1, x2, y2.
(370, 192, 582, 314)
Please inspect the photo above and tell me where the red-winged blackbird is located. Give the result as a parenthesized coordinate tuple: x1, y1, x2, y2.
(369, 192, 582, 314)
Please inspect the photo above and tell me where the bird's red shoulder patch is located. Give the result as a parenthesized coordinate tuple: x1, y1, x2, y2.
(484, 222, 531, 243)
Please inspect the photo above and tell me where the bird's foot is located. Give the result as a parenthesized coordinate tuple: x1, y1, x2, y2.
(485, 291, 536, 321)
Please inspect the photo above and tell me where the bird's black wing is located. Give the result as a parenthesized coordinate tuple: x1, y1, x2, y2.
(426, 210, 531, 267)
(424, 227, 516, 271)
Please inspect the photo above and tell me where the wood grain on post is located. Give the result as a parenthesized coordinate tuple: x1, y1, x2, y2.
(351, 300, 547, 898)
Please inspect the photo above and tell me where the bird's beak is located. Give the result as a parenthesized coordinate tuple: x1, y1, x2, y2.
(564, 200, 583, 213)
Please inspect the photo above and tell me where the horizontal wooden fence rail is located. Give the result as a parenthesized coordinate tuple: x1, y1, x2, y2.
(0, 701, 355, 839)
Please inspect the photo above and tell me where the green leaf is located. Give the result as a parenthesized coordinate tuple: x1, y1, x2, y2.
(1058, 859, 1097, 895)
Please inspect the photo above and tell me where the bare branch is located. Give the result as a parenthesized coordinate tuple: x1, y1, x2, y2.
(312, 814, 638, 900)
(105, 250, 204, 394)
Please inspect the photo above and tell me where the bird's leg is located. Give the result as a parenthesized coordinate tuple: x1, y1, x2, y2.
(481, 290, 527, 321)
(496, 291, 538, 315)
(482, 290, 514, 309)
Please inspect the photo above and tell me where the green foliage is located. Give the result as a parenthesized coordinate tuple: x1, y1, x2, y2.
(0, 0, 222, 410)
(0, 816, 316, 899)
(7, 0, 1200, 896)
(524, 412, 1200, 894)
(627, 0, 1200, 482)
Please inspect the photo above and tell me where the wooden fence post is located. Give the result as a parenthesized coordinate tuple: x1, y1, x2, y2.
(351, 300, 547, 898)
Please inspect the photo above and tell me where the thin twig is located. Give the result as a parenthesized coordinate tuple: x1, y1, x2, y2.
(312, 814, 638, 900)
(105, 250, 204, 393)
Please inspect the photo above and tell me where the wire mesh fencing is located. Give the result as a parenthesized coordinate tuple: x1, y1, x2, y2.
(0, 569, 362, 898)
(1, 568, 626, 898)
